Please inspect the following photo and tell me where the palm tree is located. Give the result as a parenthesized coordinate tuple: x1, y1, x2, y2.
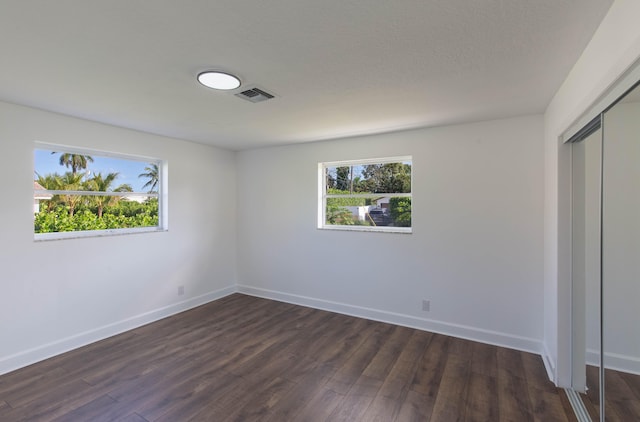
(87, 172, 118, 218)
(35, 172, 62, 212)
(52, 152, 94, 174)
(138, 163, 159, 193)
(58, 172, 85, 216)
(87, 172, 134, 217)
(114, 184, 133, 192)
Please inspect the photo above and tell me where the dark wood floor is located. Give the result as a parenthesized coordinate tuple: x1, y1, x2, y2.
(581, 364, 640, 421)
(0, 294, 576, 421)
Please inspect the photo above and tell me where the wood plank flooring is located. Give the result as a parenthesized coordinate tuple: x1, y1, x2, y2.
(0, 294, 576, 421)
(581, 364, 640, 421)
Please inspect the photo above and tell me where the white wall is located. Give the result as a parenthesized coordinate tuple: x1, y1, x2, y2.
(236, 115, 545, 352)
(543, 0, 640, 386)
(0, 101, 237, 375)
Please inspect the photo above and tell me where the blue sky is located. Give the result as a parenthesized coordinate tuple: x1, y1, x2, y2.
(34, 149, 153, 192)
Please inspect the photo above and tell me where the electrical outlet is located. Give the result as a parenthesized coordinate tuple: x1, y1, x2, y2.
(178, 286, 185, 296)
(422, 299, 430, 312)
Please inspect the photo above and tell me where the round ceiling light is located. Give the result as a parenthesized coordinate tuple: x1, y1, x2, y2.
(197, 71, 241, 90)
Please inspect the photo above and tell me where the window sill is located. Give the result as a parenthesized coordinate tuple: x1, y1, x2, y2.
(318, 225, 412, 234)
(34, 227, 167, 242)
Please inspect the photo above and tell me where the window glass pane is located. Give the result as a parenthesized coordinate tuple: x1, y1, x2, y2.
(325, 162, 411, 194)
(321, 158, 412, 231)
(34, 148, 162, 236)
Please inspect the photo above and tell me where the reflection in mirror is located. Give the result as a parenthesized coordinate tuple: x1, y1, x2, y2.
(601, 82, 640, 420)
(571, 125, 602, 420)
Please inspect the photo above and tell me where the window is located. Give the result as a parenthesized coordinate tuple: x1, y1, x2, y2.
(34, 144, 166, 240)
(318, 156, 412, 233)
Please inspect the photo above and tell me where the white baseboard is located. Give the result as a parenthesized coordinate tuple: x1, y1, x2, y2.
(236, 284, 542, 355)
(0, 285, 236, 376)
(542, 342, 557, 383)
(586, 348, 640, 375)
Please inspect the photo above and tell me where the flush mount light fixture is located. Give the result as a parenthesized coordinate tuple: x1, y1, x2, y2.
(197, 71, 241, 90)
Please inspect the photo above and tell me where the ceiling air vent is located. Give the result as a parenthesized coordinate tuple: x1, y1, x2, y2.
(235, 87, 275, 103)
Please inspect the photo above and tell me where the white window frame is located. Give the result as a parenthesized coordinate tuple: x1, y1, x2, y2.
(34, 142, 168, 241)
(318, 156, 412, 234)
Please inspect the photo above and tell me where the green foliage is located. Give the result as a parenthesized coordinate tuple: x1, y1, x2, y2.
(34, 199, 159, 233)
(326, 203, 355, 225)
(325, 203, 371, 226)
(35, 173, 62, 190)
(325, 192, 375, 226)
(326, 162, 411, 195)
(58, 172, 86, 216)
(360, 163, 411, 193)
(389, 197, 412, 227)
(84, 172, 136, 217)
(34, 158, 160, 234)
(326, 189, 368, 206)
(35, 173, 62, 212)
(335, 167, 350, 191)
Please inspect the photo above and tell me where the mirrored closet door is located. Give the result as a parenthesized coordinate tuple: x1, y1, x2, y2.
(600, 83, 640, 420)
(571, 116, 602, 420)
(570, 82, 640, 421)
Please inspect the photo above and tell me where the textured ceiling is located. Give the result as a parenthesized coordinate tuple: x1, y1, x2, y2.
(0, 1, 613, 150)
